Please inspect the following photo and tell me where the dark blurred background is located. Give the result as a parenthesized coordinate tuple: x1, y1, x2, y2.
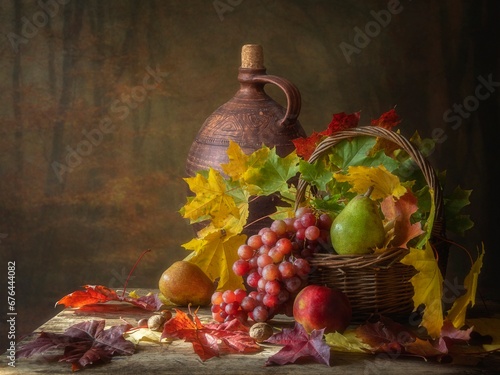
(1, 0, 499, 353)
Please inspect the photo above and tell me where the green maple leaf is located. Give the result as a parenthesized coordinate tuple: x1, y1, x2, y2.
(298, 158, 333, 191)
(329, 137, 399, 171)
(243, 147, 300, 196)
(444, 186, 474, 236)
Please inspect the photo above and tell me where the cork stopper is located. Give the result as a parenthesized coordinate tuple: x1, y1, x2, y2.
(241, 44, 264, 69)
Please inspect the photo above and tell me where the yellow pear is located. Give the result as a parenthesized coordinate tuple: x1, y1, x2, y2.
(158, 260, 215, 306)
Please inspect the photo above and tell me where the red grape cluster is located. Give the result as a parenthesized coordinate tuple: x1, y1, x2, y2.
(210, 207, 333, 324)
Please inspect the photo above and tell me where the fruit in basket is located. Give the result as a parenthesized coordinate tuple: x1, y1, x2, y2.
(293, 285, 352, 334)
(330, 186, 385, 255)
(158, 260, 215, 306)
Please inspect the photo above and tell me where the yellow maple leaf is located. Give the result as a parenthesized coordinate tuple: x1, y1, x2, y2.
(182, 217, 247, 291)
(181, 168, 240, 224)
(325, 330, 373, 353)
(446, 244, 485, 329)
(221, 140, 249, 179)
(400, 242, 444, 338)
(334, 165, 407, 200)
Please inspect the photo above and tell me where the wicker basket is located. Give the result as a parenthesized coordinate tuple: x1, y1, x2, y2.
(295, 126, 447, 323)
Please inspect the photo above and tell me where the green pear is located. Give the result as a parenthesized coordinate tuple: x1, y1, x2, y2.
(330, 186, 385, 255)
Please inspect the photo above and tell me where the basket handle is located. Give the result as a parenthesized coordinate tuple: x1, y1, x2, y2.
(294, 126, 445, 240)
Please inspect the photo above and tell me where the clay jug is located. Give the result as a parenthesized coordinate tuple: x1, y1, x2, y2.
(185, 44, 307, 235)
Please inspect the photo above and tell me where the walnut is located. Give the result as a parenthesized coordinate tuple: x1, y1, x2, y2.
(249, 322, 274, 342)
(147, 314, 166, 331)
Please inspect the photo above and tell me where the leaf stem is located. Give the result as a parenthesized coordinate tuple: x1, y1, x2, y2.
(122, 249, 151, 297)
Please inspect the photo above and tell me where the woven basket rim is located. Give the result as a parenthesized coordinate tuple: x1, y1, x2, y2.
(294, 126, 445, 240)
(309, 247, 414, 271)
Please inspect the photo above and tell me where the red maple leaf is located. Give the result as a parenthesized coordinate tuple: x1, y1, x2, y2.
(265, 322, 331, 366)
(55, 285, 163, 311)
(161, 308, 261, 361)
(292, 131, 323, 160)
(16, 320, 135, 371)
(321, 111, 361, 135)
(370, 108, 401, 129)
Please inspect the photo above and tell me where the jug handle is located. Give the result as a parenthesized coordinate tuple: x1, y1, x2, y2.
(250, 75, 301, 127)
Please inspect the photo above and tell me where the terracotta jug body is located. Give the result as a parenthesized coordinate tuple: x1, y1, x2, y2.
(185, 44, 306, 235)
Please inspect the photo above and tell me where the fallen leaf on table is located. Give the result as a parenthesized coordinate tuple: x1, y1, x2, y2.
(55, 285, 163, 311)
(123, 327, 165, 345)
(265, 322, 331, 366)
(325, 330, 372, 353)
(355, 315, 415, 354)
(161, 308, 261, 361)
(16, 320, 135, 371)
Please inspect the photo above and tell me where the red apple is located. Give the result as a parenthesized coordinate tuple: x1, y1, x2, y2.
(293, 285, 352, 334)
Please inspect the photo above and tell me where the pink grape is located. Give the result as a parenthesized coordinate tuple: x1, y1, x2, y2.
(234, 288, 247, 303)
(295, 206, 313, 218)
(268, 247, 284, 263)
(232, 259, 250, 276)
(284, 217, 295, 232)
(225, 302, 240, 315)
(257, 254, 273, 268)
(300, 212, 317, 227)
(278, 260, 295, 278)
(284, 276, 303, 293)
(247, 234, 264, 249)
(265, 279, 281, 296)
(318, 213, 333, 230)
(237, 244, 254, 260)
(295, 227, 306, 241)
(240, 296, 257, 312)
(246, 270, 261, 288)
(222, 289, 236, 304)
(252, 305, 270, 322)
(262, 263, 280, 281)
(294, 258, 311, 277)
(305, 225, 320, 241)
(263, 293, 279, 309)
(257, 277, 267, 291)
(211, 291, 223, 305)
(261, 230, 278, 246)
(275, 237, 293, 255)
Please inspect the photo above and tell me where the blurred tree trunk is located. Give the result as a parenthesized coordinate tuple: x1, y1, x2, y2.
(12, 0, 23, 175)
(44, 1, 85, 197)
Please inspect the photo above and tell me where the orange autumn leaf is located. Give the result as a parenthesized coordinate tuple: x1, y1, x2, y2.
(161, 308, 261, 361)
(381, 188, 425, 249)
(56, 285, 163, 311)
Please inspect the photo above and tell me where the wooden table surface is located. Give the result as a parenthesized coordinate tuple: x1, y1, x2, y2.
(2, 289, 499, 375)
